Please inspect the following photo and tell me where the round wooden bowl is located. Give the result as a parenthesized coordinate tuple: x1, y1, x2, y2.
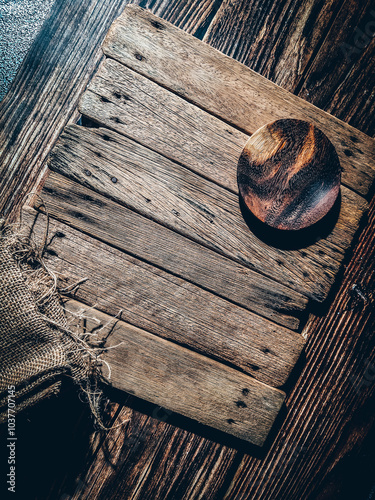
(237, 119, 341, 230)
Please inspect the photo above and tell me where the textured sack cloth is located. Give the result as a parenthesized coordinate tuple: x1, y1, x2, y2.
(0, 220, 86, 423)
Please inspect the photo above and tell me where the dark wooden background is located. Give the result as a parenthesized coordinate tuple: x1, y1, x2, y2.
(0, 1, 374, 499)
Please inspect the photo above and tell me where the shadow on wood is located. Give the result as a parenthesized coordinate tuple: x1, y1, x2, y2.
(239, 191, 341, 250)
(0, 380, 97, 500)
(104, 385, 283, 458)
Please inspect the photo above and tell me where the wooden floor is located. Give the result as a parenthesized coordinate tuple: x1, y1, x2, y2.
(0, 0, 374, 499)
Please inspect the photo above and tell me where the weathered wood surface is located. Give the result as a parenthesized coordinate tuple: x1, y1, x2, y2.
(2, 0, 375, 498)
(0, 0, 143, 221)
(23, 207, 305, 387)
(203, 0, 375, 137)
(64, 300, 286, 446)
(224, 195, 375, 500)
(48, 123, 368, 303)
(40, 172, 307, 329)
(102, 5, 375, 197)
(79, 57, 248, 193)
(203, 0, 341, 94)
(0, 0, 226, 222)
(297, 0, 375, 137)
(140, 0, 224, 37)
(66, 404, 238, 500)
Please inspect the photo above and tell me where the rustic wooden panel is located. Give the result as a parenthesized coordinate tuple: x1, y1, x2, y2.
(22, 207, 305, 387)
(0, 0, 145, 221)
(202, 0, 340, 94)
(40, 172, 307, 329)
(79, 58, 248, 193)
(102, 5, 375, 197)
(0, 0, 226, 222)
(48, 124, 368, 303)
(64, 301, 287, 445)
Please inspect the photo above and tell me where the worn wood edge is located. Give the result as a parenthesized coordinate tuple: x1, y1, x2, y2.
(78, 57, 248, 194)
(102, 5, 375, 197)
(21, 206, 306, 387)
(39, 171, 307, 330)
(63, 298, 286, 446)
(0, 0, 145, 221)
(47, 123, 368, 303)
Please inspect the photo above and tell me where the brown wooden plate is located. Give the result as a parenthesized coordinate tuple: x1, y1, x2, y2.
(237, 119, 341, 230)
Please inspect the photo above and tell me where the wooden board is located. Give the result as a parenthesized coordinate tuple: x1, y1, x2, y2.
(48, 123, 368, 302)
(63, 299, 286, 446)
(3, 1, 374, 498)
(102, 5, 375, 197)
(28, 5, 373, 448)
(40, 172, 308, 330)
(78, 57, 248, 194)
(23, 208, 305, 388)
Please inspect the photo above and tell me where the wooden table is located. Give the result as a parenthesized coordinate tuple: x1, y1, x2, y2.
(0, 1, 374, 499)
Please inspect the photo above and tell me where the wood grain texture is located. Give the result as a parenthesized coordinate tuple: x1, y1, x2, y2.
(203, 0, 375, 137)
(102, 5, 375, 197)
(139, 0, 224, 37)
(64, 302, 286, 446)
(237, 119, 341, 230)
(0, 0, 143, 221)
(203, 0, 340, 93)
(0, 0, 225, 222)
(79, 57, 248, 193)
(298, 0, 375, 136)
(223, 197, 375, 498)
(40, 172, 307, 329)
(23, 207, 305, 387)
(48, 124, 368, 302)
(67, 405, 237, 500)
(2, 1, 375, 498)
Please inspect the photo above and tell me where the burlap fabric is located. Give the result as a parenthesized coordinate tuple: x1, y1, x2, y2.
(0, 220, 86, 423)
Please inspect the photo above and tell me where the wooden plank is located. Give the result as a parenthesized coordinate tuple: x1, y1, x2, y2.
(40, 172, 307, 330)
(65, 405, 238, 500)
(63, 300, 286, 446)
(0, 0, 143, 221)
(48, 124, 368, 302)
(22, 207, 305, 387)
(79, 58, 248, 193)
(202, 0, 340, 94)
(101, 5, 375, 197)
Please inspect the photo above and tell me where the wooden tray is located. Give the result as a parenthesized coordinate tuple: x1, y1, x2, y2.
(25, 5, 373, 446)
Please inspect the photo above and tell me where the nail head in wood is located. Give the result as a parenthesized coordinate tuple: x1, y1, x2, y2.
(237, 119, 341, 230)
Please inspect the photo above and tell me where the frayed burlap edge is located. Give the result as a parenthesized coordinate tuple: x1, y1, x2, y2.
(0, 216, 112, 428)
